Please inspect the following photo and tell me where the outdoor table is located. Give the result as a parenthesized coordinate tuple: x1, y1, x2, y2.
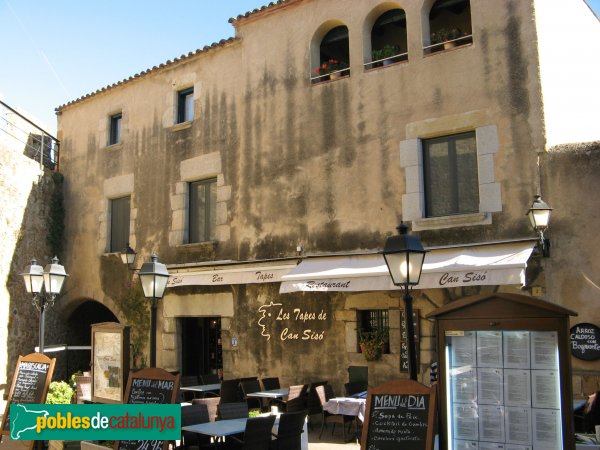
(180, 383, 221, 393)
(245, 387, 289, 399)
(323, 396, 367, 422)
(182, 414, 308, 449)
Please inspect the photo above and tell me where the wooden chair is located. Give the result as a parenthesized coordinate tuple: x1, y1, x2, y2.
(316, 384, 355, 442)
(218, 402, 249, 420)
(226, 415, 276, 450)
(240, 379, 262, 411)
(192, 397, 220, 422)
(270, 410, 307, 450)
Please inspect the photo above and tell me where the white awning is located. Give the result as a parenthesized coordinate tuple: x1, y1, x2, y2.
(279, 241, 535, 293)
(167, 263, 297, 288)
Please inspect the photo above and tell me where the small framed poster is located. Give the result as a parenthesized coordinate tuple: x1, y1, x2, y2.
(92, 322, 130, 403)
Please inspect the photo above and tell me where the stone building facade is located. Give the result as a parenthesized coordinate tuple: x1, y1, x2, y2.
(55, 0, 599, 398)
(0, 103, 66, 410)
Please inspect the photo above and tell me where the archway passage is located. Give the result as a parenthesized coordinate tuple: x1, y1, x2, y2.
(59, 300, 119, 378)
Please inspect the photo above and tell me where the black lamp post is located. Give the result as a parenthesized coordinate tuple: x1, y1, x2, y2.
(383, 223, 427, 381)
(138, 254, 169, 367)
(21, 257, 68, 354)
(526, 195, 552, 257)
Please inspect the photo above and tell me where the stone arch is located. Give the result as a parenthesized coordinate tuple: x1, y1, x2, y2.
(363, 2, 407, 65)
(309, 20, 350, 80)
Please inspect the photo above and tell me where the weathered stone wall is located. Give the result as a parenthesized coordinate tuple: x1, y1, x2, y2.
(55, 0, 599, 387)
(0, 134, 66, 410)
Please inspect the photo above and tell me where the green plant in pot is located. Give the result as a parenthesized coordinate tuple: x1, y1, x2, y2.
(46, 381, 75, 404)
(371, 44, 400, 64)
(359, 329, 388, 361)
(431, 27, 463, 46)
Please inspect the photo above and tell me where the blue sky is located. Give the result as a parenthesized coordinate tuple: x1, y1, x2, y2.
(1, 0, 599, 134)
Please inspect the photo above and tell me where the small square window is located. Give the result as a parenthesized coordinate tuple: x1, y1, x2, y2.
(423, 132, 479, 217)
(357, 310, 389, 354)
(177, 88, 194, 124)
(110, 196, 130, 252)
(189, 178, 216, 243)
(109, 113, 122, 145)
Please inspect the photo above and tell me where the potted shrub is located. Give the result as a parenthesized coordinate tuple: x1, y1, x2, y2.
(313, 59, 349, 80)
(46, 381, 75, 404)
(371, 44, 400, 66)
(431, 28, 463, 49)
(359, 329, 388, 361)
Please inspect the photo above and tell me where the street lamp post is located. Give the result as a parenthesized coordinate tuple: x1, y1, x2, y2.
(138, 254, 169, 367)
(527, 194, 553, 257)
(21, 257, 68, 354)
(382, 223, 427, 381)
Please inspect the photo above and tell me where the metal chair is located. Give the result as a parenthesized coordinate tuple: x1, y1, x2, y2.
(240, 379, 263, 411)
(270, 410, 307, 450)
(179, 403, 211, 449)
(200, 373, 221, 384)
(219, 379, 241, 403)
(218, 402, 249, 420)
(192, 397, 220, 422)
(261, 377, 280, 391)
(180, 375, 200, 401)
(316, 384, 355, 442)
(227, 415, 276, 450)
(307, 381, 328, 428)
(283, 384, 308, 413)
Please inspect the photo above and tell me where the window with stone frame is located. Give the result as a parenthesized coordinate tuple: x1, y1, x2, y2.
(189, 178, 216, 243)
(109, 112, 122, 145)
(423, 131, 479, 217)
(357, 309, 390, 354)
(109, 196, 130, 253)
(177, 87, 194, 123)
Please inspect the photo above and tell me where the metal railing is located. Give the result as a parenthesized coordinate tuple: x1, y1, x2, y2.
(0, 100, 60, 171)
(423, 34, 473, 54)
(310, 68, 351, 84)
(363, 52, 409, 70)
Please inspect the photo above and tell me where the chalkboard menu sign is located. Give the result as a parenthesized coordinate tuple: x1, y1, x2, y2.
(114, 368, 180, 450)
(361, 379, 436, 450)
(1, 353, 56, 437)
(570, 322, 600, 361)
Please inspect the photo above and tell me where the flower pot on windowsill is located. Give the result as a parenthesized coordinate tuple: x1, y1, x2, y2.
(360, 342, 383, 361)
(443, 41, 457, 50)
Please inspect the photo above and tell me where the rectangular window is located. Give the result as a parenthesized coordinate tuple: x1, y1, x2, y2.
(109, 113, 122, 145)
(110, 196, 130, 252)
(357, 310, 389, 353)
(177, 88, 194, 123)
(189, 178, 216, 243)
(423, 131, 479, 217)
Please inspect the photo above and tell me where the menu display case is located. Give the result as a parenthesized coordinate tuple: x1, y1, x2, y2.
(427, 293, 577, 450)
(91, 322, 130, 403)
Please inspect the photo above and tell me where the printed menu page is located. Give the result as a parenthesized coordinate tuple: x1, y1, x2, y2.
(446, 330, 563, 450)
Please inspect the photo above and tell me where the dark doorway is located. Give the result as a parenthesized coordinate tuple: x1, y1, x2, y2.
(181, 317, 222, 379)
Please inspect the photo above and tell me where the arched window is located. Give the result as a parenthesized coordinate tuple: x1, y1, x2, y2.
(367, 8, 408, 70)
(426, 0, 472, 54)
(311, 25, 350, 84)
